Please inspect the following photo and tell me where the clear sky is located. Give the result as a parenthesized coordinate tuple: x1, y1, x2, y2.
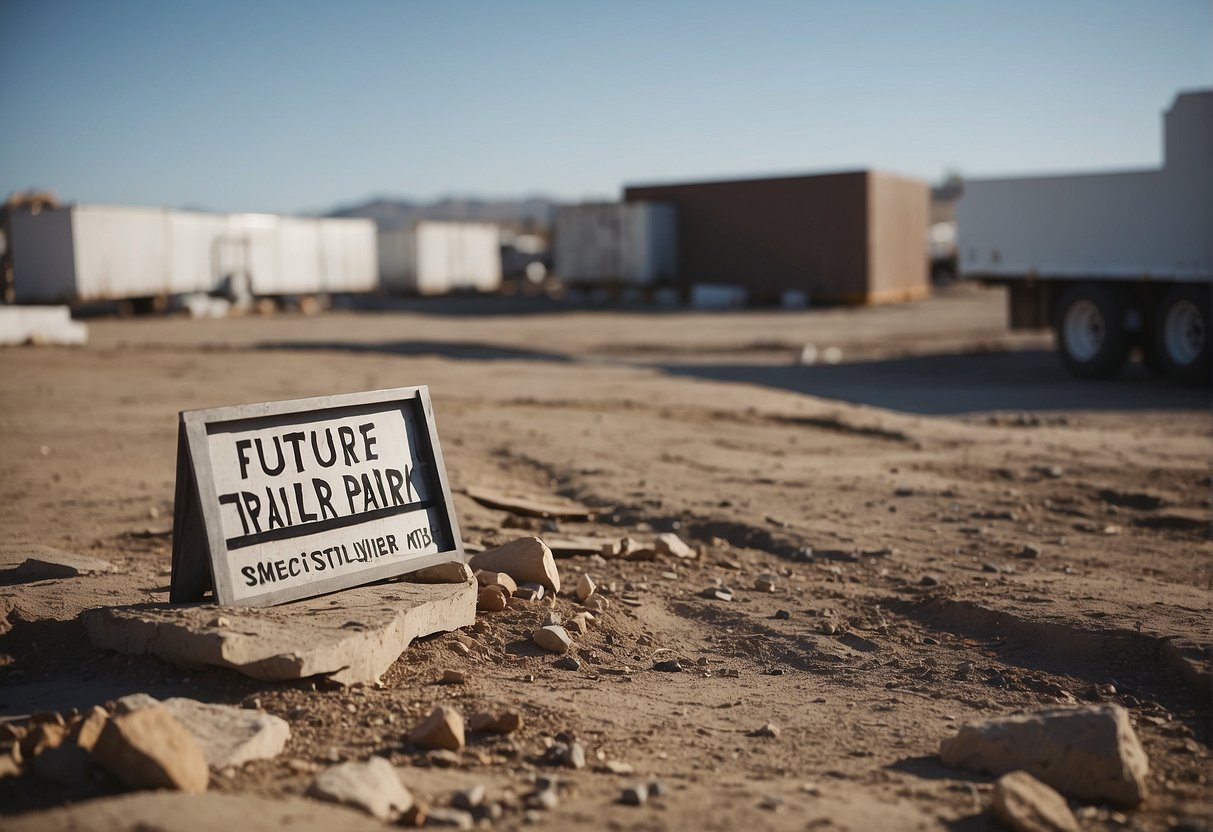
(1, 0, 1209, 214)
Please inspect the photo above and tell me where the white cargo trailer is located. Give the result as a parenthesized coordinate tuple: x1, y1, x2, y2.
(553, 202, 677, 286)
(377, 221, 502, 295)
(958, 90, 1212, 384)
(9, 205, 377, 306)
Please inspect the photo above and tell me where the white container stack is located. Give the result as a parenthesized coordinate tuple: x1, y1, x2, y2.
(378, 221, 502, 295)
(553, 202, 677, 285)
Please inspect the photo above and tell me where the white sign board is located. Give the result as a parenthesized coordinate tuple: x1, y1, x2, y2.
(171, 387, 463, 607)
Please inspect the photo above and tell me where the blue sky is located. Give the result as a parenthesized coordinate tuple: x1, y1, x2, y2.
(1, 0, 1208, 214)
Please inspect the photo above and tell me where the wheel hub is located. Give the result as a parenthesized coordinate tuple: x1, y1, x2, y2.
(1063, 299, 1106, 362)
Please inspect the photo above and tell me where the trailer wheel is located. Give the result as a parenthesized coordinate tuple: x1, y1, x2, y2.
(1054, 284, 1129, 379)
(1154, 285, 1210, 386)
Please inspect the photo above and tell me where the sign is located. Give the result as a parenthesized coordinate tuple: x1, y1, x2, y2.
(170, 386, 463, 607)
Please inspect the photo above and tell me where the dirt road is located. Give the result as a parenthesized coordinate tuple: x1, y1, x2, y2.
(1, 285, 1209, 830)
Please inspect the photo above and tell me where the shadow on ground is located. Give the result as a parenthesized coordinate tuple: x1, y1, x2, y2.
(257, 340, 576, 363)
(660, 350, 1209, 415)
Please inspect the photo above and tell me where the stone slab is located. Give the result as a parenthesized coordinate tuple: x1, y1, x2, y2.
(3, 792, 392, 832)
(81, 578, 476, 686)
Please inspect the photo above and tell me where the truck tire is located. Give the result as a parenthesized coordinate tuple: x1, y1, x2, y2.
(1054, 284, 1130, 379)
(1154, 284, 1210, 386)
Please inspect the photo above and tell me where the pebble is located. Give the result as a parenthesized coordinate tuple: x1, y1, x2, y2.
(533, 625, 573, 654)
(554, 656, 581, 671)
(754, 574, 777, 593)
(702, 587, 734, 601)
(1017, 544, 1042, 559)
(448, 642, 472, 657)
(749, 723, 780, 738)
(477, 586, 508, 612)
(576, 574, 597, 602)
(409, 707, 465, 752)
(515, 583, 546, 601)
(467, 710, 524, 735)
(425, 807, 474, 829)
(542, 611, 562, 627)
(774, 610, 791, 620)
(920, 574, 941, 587)
(308, 756, 413, 821)
(474, 570, 518, 597)
(526, 788, 560, 810)
(990, 770, 1080, 832)
(621, 783, 649, 805)
(566, 614, 590, 635)
(91, 703, 209, 793)
(653, 660, 683, 673)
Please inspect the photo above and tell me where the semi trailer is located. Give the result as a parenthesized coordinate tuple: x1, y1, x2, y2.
(958, 90, 1212, 385)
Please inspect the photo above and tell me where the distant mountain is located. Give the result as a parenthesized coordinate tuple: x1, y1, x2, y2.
(327, 196, 561, 231)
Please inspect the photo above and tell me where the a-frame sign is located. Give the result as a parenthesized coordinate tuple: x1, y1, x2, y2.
(171, 386, 463, 607)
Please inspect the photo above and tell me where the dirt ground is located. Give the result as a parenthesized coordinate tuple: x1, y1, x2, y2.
(1, 283, 1210, 830)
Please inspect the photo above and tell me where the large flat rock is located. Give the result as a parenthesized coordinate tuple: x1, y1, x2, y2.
(81, 578, 476, 686)
(3, 792, 391, 832)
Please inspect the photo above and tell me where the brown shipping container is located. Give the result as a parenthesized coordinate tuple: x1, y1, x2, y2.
(624, 170, 929, 305)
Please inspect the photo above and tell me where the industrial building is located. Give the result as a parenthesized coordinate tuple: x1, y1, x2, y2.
(624, 170, 929, 305)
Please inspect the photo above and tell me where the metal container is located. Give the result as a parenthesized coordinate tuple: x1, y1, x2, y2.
(378, 221, 502, 295)
(553, 202, 678, 285)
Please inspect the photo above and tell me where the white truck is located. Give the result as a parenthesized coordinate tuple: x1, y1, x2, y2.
(958, 90, 1212, 385)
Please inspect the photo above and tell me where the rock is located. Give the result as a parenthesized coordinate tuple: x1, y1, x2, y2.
(82, 579, 476, 686)
(467, 710, 523, 735)
(154, 698, 289, 768)
(309, 756, 413, 821)
(515, 583, 545, 601)
(408, 561, 473, 584)
(584, 596, 609, 613)
(21, 722, 66, 757)
(939, 705, 1149, 806)
(702, 587, 734, 601)
(409, 707, 465, 751)
(114, 693, 160, 714)
(91, 703, 210, 793)
(774, 610, 791, 620)
(7, 545, 116, 582)
(542, 611, 562, 626)
(576, 573, 597, 602)
(749, 723, 780, 738)
(1, 792, 399, 832)
(990, 771, 1080, 832)
(754, 574, 777, 593)
(527, 788, 559, 810)
(920, 574, 941, 587)
(451, 783, 486, 810)
(621, 783, 648, 805)
(567, 612, 593, 634)
(653, 659, 683, 673)
(653, 533, 697, 560)
(476, 586, 507, 611)
(604, 760, 633, 774)
(440, 669, 466, 685)
(554, 656, 581, 671)
(70, 706, 109, 751)
(473, 570, 517, 596)
(467, 537, 561, 593)
(1016, 544, 1042, 559)
(0, 745, 21, 779)
(533, 625, 573, 654)
(447, 641, 471, 657)
(425, 807, 474, 829)
(32, 743, 92, 785)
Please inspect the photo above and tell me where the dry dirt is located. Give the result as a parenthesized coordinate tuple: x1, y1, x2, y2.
(1, 284, 1210, 830)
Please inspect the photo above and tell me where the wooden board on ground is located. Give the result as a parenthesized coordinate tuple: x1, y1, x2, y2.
(461, 486, 600, 521)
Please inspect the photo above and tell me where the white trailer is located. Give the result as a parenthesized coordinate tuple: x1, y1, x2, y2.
(377, 221, 502, 295)
(553, 201, 677, 286)
(9, 205, 377, 306)
(958, 90, 1212, 384)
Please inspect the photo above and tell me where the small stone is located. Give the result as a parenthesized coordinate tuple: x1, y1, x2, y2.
(647, 780, 666, 797)
(653, 533, 696, 560)
(584, 596, 609, 613)
(920, 574, 941, 587)
(604, 760, 634, 774)
(940, 704, 1149, 806)
(308, 755, 413, 821)
(477, 586, 508, 611)
(91, 703, 209, 793)
(451, 783, 486, 810)
(69, 706, 108, 752)
(542, 611, 562, 627)
(702, 587, 733, 601)
(754, 574, 777, 593)
(527, 788, 559, 810)
(576, 573, 597, 602)
(467, 537, 561, 593)
(426, 749, 461, 767)
(467, 710, 524, 735)
(441, 669, 467, 685)
(760, 795, 785, 812)
(409, 561, 474, 584)
(473, 570, 517, 597)
(554, 656, 581, 671)
(1016, 544, 1042, 559)
(447, 641, 472, 657)
(621, 783, 649, 805)
(208, 616, 230, 628)
(564, 741, 587, 769)
(425, 807, 474, 829)
(981, 562, 1002, 574)
(533, 625, 573, 654)
(774, 610, 791, 620)
(515, 583, 545, 601)
(653, 660, 683, 673)
(20, 723, 65, 759)
(749, 723, 780, 738)
(990, 771, 1080, 832)
(566, 614, 590, 635)
(410, 707, 466, 751)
